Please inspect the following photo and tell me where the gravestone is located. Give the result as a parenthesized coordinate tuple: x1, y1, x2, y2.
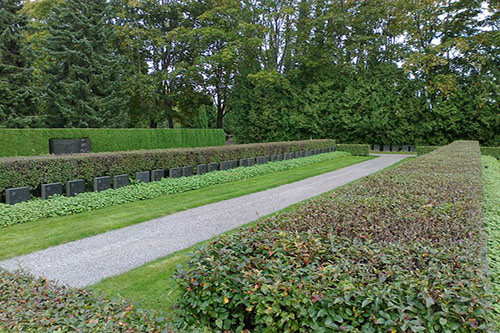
(285, 153, 292, 160)
(294, 151, 301, 158)
(247, 158, 255, 166)
(5, 187, 30, 205)
(270, 155, 278, 162)
(136, 171, 150, 183)
(114, 174, 129, 189)
(401, 145, 410, 152)
(220, 161, 231, 170)
(93, 176, 111, 192)
(239, 159, 248, 167)
(49, 138, 91, 155)
(391, 145, 400, 152)
(183, 166, 194, 177)
(169, 167, 182, 178)
(383, 145, 391, 152)
(196, 164, 208, 175)
(208, 163, 219, 172)
(277, 154, 284, 161)
(373, 144, 381, 151)
(230, 160, 239, 169)
(41, 183, 63, 199)
(410, 145, 416, 152)
(256, 156, 267, 164)
(66, 180, 85, 197)
(151, 169, 165, 181)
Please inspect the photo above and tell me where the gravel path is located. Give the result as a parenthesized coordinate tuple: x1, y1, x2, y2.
(0, 154, 410, 287)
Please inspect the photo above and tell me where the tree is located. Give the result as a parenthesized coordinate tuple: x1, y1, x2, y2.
(0, 0, 40, 127)
(42, 0, 128, 128)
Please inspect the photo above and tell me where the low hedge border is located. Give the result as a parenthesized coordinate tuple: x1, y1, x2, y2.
(0, 269, 170, 331)
(416, 145, 439, 155)
(0, 128, 226, 157)
(482, 156, 500, 320)
(173, 141, 497, 331)
(0, 151, 348, 227)
(0, 139, 335, 196)
(336, 144, 370, 156)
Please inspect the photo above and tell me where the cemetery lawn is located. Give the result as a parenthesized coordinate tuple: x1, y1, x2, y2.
(91, 157, 413, 318)
(0, 155, 372, 260)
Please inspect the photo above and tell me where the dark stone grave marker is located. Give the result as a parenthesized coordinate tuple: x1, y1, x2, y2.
(183, 166, 194, 177)
(208, 163, 219, 172)
(391, 145, 400, 152)
(5, 187, 30, 205)
(196, 164, 207, 175)
(49, 138, 91, 155)
(41, 183, 63, 199)
(169, 167, 182, 178)
(151, 169, 165, 181)
(277, 154, 284, 161)
(220, 161, 231, 170)
(270, 155, 278, 162)
(410, 145, 416, 152)
(230, 160, 239, 169)
(136, 171, 150, 183)
(401, 145, 410, 152)
(256, 156, 267, 164)
(114, 174, 129, 189)
(247, 158, 255, 166)
(66, 180, 85, 197)
(373, 144, 381, 151)
(240, 159, 248, 167)
(94, 176, 111, 192)
(383, 145, 391, 152)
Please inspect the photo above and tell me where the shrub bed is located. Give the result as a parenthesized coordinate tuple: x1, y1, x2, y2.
(173, 141, 497, 331)
(0, 128, 226, 157)
(0, 270, 169, 331)
(336, 144, 370, 156)
(0, 139, 335, 195)
(482, 156, 500, 320)
(0, 151, 347, 227)
(416, 145, 439, 155)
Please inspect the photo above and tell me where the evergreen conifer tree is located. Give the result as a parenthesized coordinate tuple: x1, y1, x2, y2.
(0, 0, 40, 127)
(43, 0, 128, 127)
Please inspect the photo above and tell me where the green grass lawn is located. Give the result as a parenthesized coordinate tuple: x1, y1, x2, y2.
(92, 157, 413, 319)
(0, 155, 372, 261)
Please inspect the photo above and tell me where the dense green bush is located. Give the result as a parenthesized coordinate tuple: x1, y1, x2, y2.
(336, 144, 370, 156)
(482, 156, 500, 320)
(480, 147, 500, 160)
(0, 151, 347, 227)
(0, 139, 335, 194)
(0, 128, 226, 157)
(173, 141, 497, 331)
(0, 270, 169, 331)
(416, 145, 439, 155)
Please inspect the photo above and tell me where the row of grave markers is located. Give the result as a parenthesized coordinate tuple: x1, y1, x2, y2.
(3, 147, 337, 205)
(371, 145, 416, 152)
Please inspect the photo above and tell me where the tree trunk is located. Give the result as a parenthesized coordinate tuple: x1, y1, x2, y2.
(216, 106, 224, 128)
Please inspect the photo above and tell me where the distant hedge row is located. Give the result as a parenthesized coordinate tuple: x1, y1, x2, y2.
(0, 128, 226, 157)
(173, 141, 497, 331)
(0, 140, 335, 194)
(336, 144, 370, 156)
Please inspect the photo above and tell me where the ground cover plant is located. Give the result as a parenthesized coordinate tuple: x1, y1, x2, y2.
(0, 151, 346, 227)
(0, 269, 170, 332)
(0, 139, 334, 194)
(482, 156, 500, 320)
(173, 141, 497, 331)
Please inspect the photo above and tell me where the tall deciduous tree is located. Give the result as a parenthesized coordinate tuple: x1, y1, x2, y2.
(43, 0, 128, 128)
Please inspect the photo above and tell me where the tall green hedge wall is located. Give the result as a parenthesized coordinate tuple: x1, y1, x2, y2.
(0, 139, 335, 193)
(0, 128, 226, 157)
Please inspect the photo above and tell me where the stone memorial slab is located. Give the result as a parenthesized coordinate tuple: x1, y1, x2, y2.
(277, 154, 284, 161)
(410, 145, 416, 152)
(256, 156, 267, 165)
(401, 145, 410, 152)
(183, 166, 194, 177)
(270, 155, 278, 162)
(151, 169, 165, 181)
(247, 158, 255, 166)
(196, 164, 207, 175)
(208, 163, 219, 172)
(93, 176, 111, 192)
(169, 167, 182, 178)
(230, 160, 239, 169)
(5, 187, 30, 205)
(220, 161, 231, 170)
(49, 138, 91, 155)
(66, 180, 85, 197)
(383, 145, 391, 152)
(239, 159, 248, 167)
(373, 144, 381, 151)
(113, 174, 129, 189)
(41, 183, 63, 199)
(391, 145, 400, 152)
(293, 151, 300, 158)
(136, 171, 150, 183)
(306, 150, 313, 157)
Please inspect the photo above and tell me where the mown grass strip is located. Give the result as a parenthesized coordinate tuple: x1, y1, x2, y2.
(0, 154, 371, 260)
(482, 156, 500, 320)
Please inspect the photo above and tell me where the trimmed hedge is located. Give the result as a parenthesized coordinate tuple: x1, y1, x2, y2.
(0, 139, 335, 195)
(0, 270, 170, 331)
(482, 156, 500, 320)
(416, 145, 439, 155)
(336, 144, 370, 156)
(0, 151, 347, 227)
(0, 128, 226, 157)
(480, 147, 500, 160)
(173, 141, 497, 331)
